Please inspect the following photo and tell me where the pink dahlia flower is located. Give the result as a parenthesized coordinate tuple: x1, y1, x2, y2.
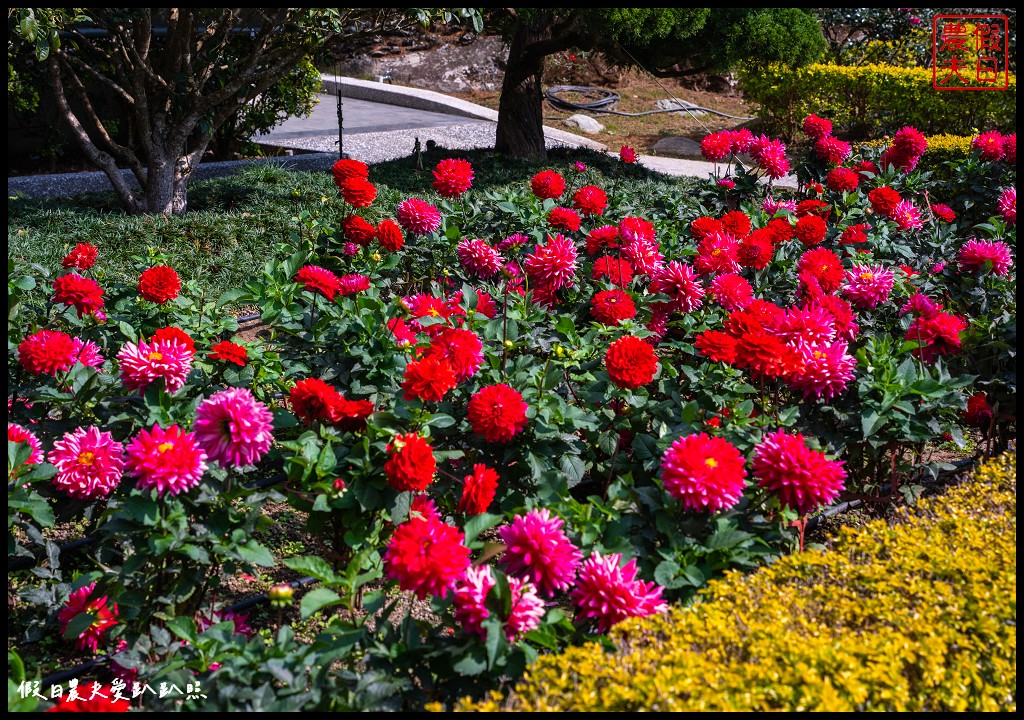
(384, 514, 470, 600)
(788, 340, 856, 401)
(193, 387, 274, 468)
(814, 136, 852, 165)
(117, 338, 193, 394)
(659, 433, 748, 513)
(701, 131, 733, 161)
(694, 232, 741, 276)
(457, 238, 503, 278)
(648, 261, 705, 314)
(709, 273, 753, 311)
(452, 565, 546, 642)
(842, 265, 895, 309)
(50, 426, 125, 500)
(957, 239, 1013, 275)
(763, 196, 798, 215)
(523, 233, 578, 290)
(752, 138, 790, 179)
(996, 187, 1016, 225)
(396, 197, 442, 236)
(890, 200, 924, 231)
(70, 338, 105, 369)
(972, 130, 1004, 161)
(899, 293, 943, 318)
(621, 236, 664, 276)
(571, 552, 668, 633)
(802, 114, 832, 140)
(499, 508, 582, 597)
(773, 305, 837, 346)
(125, 424, 208, 497)
(8, 422, 43, 465)
(752, 430, 846, 516)
(905, 311, 968, 363)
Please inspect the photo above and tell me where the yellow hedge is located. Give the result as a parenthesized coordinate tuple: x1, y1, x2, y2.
(738, 62, 1017, 141)
(444, 452, 1017, 712)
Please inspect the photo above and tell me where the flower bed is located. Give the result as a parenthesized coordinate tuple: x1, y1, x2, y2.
(7, 122, 1016, 711)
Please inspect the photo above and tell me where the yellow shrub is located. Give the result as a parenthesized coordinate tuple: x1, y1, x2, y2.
(738, 63, 1017, 140)
(444, 453, 1017, 712)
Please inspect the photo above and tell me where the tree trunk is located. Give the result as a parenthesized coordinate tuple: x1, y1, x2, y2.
(494, 18, 549, 161)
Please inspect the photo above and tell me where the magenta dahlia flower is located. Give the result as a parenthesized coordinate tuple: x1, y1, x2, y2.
(570, 552, 668, 633)
(499, 508, 582, 597)
(50, 426, 125, 500)
(752, 430, 846, 516)
(452, 565, 546, 641)
(957, 238, 1013, 275)
(659, 433, 747, 513)
(70, 337, 105, 369)
(694, 232, 741, 276)
(842, 265, 895, 309)
(890, 200, 924, 231)
(396, 197, 442, 236)
(788, 340, 856, 401)
(193, 387, 274, 468)
(621, 236, 664, 276)
(701, 131, 733, 161)
(125, 424, 208, 497)
(752, 138, 790, 179)
(117, 338, 193, 394)
(802, 114, 832, 140)
(58, 583, 119, 652)
(972, 130, 1005, 161)
(523, 233, 578, 290)
(709, 273, 753, 311)
(773, 305, 837, 346)
(384, 514, 470, 600)
(648, 261, 704, 314)
(997, 187, 1016, 225)
(8, 422, 43, 466)
(457, 238, 503, 278)
(814, 136, 852, 165)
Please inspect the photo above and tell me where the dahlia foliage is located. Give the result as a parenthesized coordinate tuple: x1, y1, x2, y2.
(7, 118, 1015, 711)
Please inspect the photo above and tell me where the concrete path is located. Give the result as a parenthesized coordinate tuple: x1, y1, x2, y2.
(7, 74, 795, 199)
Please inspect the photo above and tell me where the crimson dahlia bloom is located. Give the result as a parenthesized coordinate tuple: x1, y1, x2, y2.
(499, 508, 582, 597)
(814, 136, 851, 165)
(50, 426, 125, 500)
(605, 335, 659, 389)
(571, 552, 667, 633)
(425, 326, 483, 382)
(649, 261, 704, 314)
(58, 583, 119, 652)
(53, 273, 105, 318)
(694, 232, 741, 275)
(734, 330, 800, 381)
(797, 248, 844, 294)
(209, 340, 247, 366)
(289, 377, 339, 425)
(340, 176, 377, 207)
(530, 169, 566, 199)
(591, 256, 634, 287)
(794, 215, 827, 247)
(152, 326, 195, 354)
(376, 218, 405, 252)
(338, 274, 371, 296)
(193, 388, 274, 468)
(332, 157, 369, 188)
(458, 463, 499, 515)
(585, 225, 620, 254)
(774, 305, 837, 346)
(737, 231, 775, 270)
(396, 197, 442, 236)
(695, 330, 738, 365)
(1001, 134, 1016, 163)
(137, 265, 181, 304)
(467, 384, 529, 443)
(962, 392, 993, 429)
(690, 216, 724, 242)
(295, 265, 340, 300)
(384, 432, 437, 491)
(752, 430, 846, 516)
(401, 355, 457, 402)
(709, 273, 752, 311)
(931, 203, 956, 223)
(432, 157, 474, 198)
(720, 210, 751, 238)
(384, 514, 470, 600)
(18, 329, 77, 376)
(972, 130, 1004, 161)
(572, 184, 608, 216)
(547, 206, 582, 233)
(659, 433, 747, 513)
(826, 167, 860, 192)
(125, 424, 208, 497)
(957, 239, 1013, 275)
(343, 215, 376, 246)
(619, 145, 638, 163)
(867, 186, 901, 216)
(62, 242, 99, 271)
(328, 395, 374, 431)
(701, 132, 732, 161)
(802, 114, 832, 140)
(590, 289, 637, 326)
(905, 311, 968, 363)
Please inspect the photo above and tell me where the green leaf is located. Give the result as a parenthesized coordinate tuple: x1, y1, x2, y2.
(165, 616, 199, 645)
(299, 587, 343, 619)
(236, 541, 275, 567)
(62, 611, 99, 642)
(463, 513, 501, 546)
(861, 410, 887, 437)
(283, 556, 344, 585)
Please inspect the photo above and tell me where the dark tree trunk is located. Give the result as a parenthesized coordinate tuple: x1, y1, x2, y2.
(494, 18, 550, 161)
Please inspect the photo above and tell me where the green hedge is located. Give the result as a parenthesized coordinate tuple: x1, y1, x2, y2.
(738, 62, 1017, 141)
(445, 452, 1017, 712)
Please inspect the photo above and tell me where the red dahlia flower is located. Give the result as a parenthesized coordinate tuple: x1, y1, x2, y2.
(586, 225, 620, 254)
(868, 186, 901, 216)
(695, 330, 738, 365)
(340, 176, 377, 207)
(18, 329, 77, 376)
(209, 340, 247, 366)
(52, 273, 105, 318)
(384, 432, 437, 492)
(530, 169, 565, 199)
(802, 114, 832, 140)
(295, 264, 341, 300)
(814, 136, 852, 165)
(58, 583, 119, 652)
(720, 210, 752, 238)
(572, 184, 608, 216)
(547, 206, 582, 233)
(709, 273, 753, 311)
(523, 233, 578, 290)
(826, 167, 860, 192)
(152, 326, 196, 354)
(402, 355, 457, 402)
(62, 242, 99, 271)
(375, 218, 405, 251)
(797, 247, 844, 294)
(138, 265, 181, 304)
(690, 216, 724, 241)
(432, 157, 474, 198)
(343, 215, 377, 246)
(590, 289, 637, 325)
(794, 214, 828, 247)
(591, 256, 634, 287)
(905, 311, 967, 363)
(701, 132, 732, 161)
(605, 335, 659, 389)
(332, 158, 369, 189)
(384, 514, 470, 600)
(458, 463, 499, 515)
(619, 145, 638, 163)
(290, 377, 337, 425)
(467, 384, 529, 442)
(737, 230, 775, 270)
(962, 392, 993, 429)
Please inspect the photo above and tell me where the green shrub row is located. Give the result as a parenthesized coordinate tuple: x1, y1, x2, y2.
(738, 62, 1017, 141)
(445, 452, 1017, 712)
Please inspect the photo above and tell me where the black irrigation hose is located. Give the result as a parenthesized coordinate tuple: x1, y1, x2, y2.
(544, 84, 755, 120)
